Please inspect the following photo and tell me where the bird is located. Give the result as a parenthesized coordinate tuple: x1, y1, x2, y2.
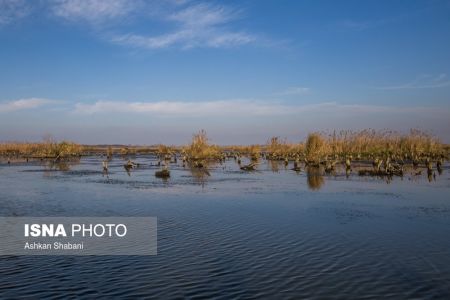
(325, 161, 337, 173)
(155, 168, 170, 178)
(291, 160, 301, 172)
(124, 160, 138, 172)
(345, 158, 351, 170)
(240, 162, 257, 171)
(427, 160, 433, 176)
(437, 157, 443, 173)
(195, 161, 204, 168)
(102, 160, 108, 172)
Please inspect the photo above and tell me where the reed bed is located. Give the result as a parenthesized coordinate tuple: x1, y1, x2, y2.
(263, 129, 446, 162)
(83, 145, 162, 156)
(266, 136, 304, 159)
(183, 130, 221, 161)
(1, 129, 447, 164)
(0, 140, 83, 159)
(231, 137, 303, 160)
(320, 129, 444, 159)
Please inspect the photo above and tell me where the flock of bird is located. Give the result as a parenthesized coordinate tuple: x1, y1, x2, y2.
(99, 151, 445, 181)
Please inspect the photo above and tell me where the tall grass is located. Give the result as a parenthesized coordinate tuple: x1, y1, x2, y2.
(152, 129, 446, 162)
(228, 144, 262, 160)
(0, 139, 83, 159)
(183, 130, 221, 161)
(265, 136, 304, 159)
(264, 129, 446, 161)
(157, 144, 174, 156)
(305, 133, 325, 163)
(321, 129, 444, 159)
(0, 129, 446, 162)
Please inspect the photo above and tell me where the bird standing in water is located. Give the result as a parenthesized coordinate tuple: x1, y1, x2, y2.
(102, 160, 108, 172)
(102, 160, 109, 178)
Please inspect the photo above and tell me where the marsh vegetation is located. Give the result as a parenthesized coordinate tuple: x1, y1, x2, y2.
(1, 129, 447, 182)
(0, 137, 82, 161)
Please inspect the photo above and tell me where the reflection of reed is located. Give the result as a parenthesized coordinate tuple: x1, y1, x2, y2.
(47, 159, 80, 171)
(41, 158, 80, 177)
(428, 171, 435, 183)
(188, 161, 213, 186)
(269, 160, 280, 173)
(306, 166, 324, 190)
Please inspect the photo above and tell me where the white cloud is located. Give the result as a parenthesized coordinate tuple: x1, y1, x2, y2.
(168, 3, 234, 27)
(277, 87, 310, 96)
(111, 3, 256, 49)
(338, 19, 390, 32)
(1, 1, 257, 49)
(112, 31, 193, 49)
(0, 98, 56, 112)
(2, 98, 446, 119)
(205, 32, 255, 48)
(50, 0, 139, 24)
(112, 30, 255, 50)
(377, 73, 450, 90)
(74, 100, 284, 116)
(0, 0, 30, 25)
(73, 100, 448, 118)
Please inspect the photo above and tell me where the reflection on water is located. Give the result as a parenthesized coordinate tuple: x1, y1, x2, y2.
(124, 165, 132, 176)
(189, 167, 210, 186)
(8, 157, 448, 192)
(188, 162, 213, 187)
(269, 160, 280, 173)
(306, 166, 324, 190)
(45, 159, 80, 172)
(0, 156, 449, 298)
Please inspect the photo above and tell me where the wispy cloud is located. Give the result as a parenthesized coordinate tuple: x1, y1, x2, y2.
(1, 1, 258, 50)
(0, 98, 56, 112)
(112, 30, 255, 50)
(111, 3, 256, 49)
(73, 100, 448, 117)
(75, 100, 286, 116)
(50, 0, 139, 24)
(0, 0, 30, 26)
(2, 97, 447, 120)
(169, 3, 235, 27)
(276, 87, 310, 96)
(376, 74, 450, 90)
(337, 10, 418, 32)
(338, 19, 390, 32)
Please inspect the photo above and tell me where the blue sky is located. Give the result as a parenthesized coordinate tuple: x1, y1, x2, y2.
(0, 0, 449, 144)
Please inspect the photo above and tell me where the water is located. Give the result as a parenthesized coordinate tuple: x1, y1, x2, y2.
(1, 156, 449, 299)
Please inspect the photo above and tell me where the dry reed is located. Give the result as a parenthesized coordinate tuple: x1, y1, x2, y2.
(183, 130, 221, 161)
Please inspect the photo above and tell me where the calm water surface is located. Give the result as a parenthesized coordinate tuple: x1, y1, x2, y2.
(0, 156, 449, 299)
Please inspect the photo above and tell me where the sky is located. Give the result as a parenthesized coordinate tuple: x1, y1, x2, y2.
(0, 0, 449, 145)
